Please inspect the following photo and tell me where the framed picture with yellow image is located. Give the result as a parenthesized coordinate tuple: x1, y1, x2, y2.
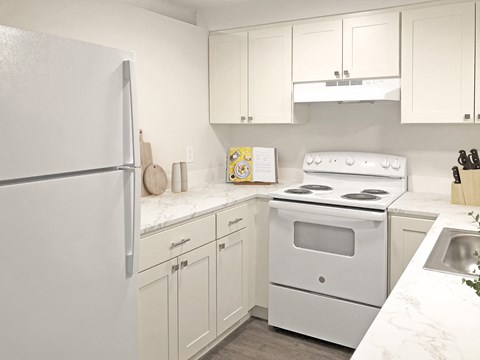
(226, 147, 278, 184)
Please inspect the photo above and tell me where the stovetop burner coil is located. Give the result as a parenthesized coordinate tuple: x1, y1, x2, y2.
(284, 188, 313, 194)
(341, 193, 381, 201)
(361, 189, 389, 195)
(300, 184, 333, 191)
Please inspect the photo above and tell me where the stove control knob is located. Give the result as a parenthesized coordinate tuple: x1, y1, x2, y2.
(306, 156, 314, 165)
(345, 157, 355, 166)
(391, 159, 401, 170)
(381, 158, 390, 169)
(314, 156, 322, 165)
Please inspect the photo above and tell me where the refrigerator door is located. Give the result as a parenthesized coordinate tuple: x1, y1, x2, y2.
(0, 169, 140, 360)
(0, 25, 139, 182)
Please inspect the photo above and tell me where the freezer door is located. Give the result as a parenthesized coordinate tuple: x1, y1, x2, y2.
(0, 170, 139, 360)
(0, 25, 139, 181)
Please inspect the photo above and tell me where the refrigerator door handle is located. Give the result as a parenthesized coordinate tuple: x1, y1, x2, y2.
(119, 166, 139, 277)
(123, 60, 140, 167)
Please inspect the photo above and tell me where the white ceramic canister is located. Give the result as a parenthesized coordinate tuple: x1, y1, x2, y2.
(180, 162, 188, 192)
(171, 163, 181, 193)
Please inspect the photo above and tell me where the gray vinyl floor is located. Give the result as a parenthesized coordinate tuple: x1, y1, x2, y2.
(201, 318, 354, 360)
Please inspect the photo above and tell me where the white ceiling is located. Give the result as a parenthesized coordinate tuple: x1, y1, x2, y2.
(118, 0, 264, 25)
(168, 0, 258, 10)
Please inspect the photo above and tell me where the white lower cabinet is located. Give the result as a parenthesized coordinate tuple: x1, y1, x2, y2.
(138, 242, 216, 360)
(178, 242, 217, 360)
(139, 203, 253, 360)
(139, 258, 178, 360)
(389, 214, 435, 293)
(216, 229, 248, 335)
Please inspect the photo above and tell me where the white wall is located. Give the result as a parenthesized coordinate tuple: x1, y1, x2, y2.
(197, 0, 440, 30)
(0, 0, 226, 184)
(212, 102, 480, 194)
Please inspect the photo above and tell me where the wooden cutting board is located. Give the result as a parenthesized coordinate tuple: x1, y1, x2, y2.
(140, 129, 153, 196)
(144, 164, 168, 196)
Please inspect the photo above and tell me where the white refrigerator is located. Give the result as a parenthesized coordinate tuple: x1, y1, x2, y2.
(0, 25, 140, 359)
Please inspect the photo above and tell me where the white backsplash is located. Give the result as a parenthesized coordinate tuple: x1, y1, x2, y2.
(212, 102, 480, 196)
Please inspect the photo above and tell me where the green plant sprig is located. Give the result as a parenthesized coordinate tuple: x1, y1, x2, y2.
(468, 211, 480, 229)
(463, 212, 480, 296)
(462, 250, 480, 297)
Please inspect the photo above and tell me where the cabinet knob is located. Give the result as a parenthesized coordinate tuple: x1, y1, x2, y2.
(240, 116, 246, 121)
(343, 70, 350, 77)
(477, 114, 480, 120)
(334, 71, 340, 77)
(248, 116, 253, 122)
(171, 264, 179, 273)
(465, 114, 471, 120)
(219, 243, 226, 250)
(180, 260, 188, 268)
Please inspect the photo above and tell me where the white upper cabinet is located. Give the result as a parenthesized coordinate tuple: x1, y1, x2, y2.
(293, 12, 399, 82)
(248, 26, 293, 124)
(293, 20, 342, 82)
(209, 26, 293, 124)
(209, 32, 248, 124)
(343, 12, 399, 79)
(402, 2, 475, 123)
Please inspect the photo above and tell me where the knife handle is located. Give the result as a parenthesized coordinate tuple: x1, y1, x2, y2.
(458, 150, 471, 170)
(468, 149, 480, 169)
(452, 166, 461, 184)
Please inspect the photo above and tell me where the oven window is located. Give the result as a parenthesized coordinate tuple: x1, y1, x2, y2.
(293, 222, 355, 256)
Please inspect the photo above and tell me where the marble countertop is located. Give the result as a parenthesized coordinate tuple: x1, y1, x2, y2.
(141, 187, 480, 359)
(140, 182, 287, 235)
(353, 193, 480, 360)
(388, 191, 467, 218)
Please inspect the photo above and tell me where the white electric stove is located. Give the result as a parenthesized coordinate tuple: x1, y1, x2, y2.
(268, 152, 407, 349)
(269, 151, 407, 210)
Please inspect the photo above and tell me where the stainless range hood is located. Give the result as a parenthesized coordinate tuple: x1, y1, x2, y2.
(293, 78, 400, 103)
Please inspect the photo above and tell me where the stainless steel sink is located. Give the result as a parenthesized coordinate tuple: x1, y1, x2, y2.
(424, 227, 480, 277)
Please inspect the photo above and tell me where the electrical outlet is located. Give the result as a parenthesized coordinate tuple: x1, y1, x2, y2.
(186, 146, 194, 163)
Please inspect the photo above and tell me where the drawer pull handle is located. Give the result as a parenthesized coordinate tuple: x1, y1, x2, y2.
(171, 238, 191, 248)
(180, 260, 188, 268)
(219, 243, 226, 250)
(228, 217, 243, 226)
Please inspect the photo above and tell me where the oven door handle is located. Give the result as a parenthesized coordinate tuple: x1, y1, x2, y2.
(269, 200, 385, 222)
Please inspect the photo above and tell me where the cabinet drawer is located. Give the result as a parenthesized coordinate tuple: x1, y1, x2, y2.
(216, 203, 248, 239)
(140, 215, 215, 272)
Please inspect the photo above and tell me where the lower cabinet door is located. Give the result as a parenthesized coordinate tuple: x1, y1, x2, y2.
(178, 242, 217, 360)
(389, 215, 434, 292)
(139, 259, 178, 360)
(217, 229, 248, 335)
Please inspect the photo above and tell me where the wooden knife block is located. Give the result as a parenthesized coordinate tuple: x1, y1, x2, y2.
(452, 170, 480, 205)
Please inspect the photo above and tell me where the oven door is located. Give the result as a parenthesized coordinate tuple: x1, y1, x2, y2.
(269, 200, 387, 307)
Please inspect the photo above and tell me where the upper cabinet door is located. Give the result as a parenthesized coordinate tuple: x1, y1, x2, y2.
(402, 3, 475, 123)
(343, 12, 400, 79)
(293, 20, 342, 82)
(209, 32, 248, 124)
(248, 26, 293, 124)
